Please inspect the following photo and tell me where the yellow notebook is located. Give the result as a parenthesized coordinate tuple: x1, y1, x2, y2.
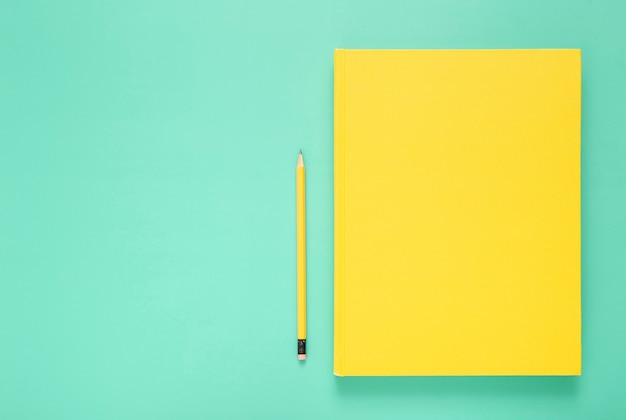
(334, 49, 581, 376)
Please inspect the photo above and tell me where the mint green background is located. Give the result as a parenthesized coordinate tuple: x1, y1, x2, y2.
(1, 0, 625, 418)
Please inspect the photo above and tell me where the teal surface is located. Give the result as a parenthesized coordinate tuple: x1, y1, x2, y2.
(1, 0, 625, 418)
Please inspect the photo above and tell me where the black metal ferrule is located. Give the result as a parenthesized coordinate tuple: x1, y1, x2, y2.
(298, 339, 306, 355)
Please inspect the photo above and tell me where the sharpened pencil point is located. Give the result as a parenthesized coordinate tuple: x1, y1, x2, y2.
(297, 151, 304, 167)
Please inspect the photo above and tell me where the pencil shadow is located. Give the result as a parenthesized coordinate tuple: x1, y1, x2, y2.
(335, 375, 579, 398)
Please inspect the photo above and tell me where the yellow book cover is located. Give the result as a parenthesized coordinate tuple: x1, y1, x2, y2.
(334, 49, 581, 376)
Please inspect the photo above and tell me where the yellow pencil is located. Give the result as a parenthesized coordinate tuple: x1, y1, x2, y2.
(296, 150, 307, 361)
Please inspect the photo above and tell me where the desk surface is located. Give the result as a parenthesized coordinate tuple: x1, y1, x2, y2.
(1, 0, 625, 418)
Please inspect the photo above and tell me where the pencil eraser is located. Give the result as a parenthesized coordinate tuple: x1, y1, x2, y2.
(298, 354, 306, 361)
